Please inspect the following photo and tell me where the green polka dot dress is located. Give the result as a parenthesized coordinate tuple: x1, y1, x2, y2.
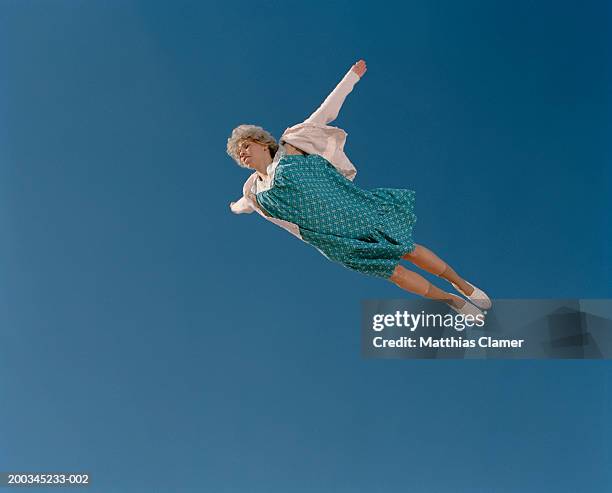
(255, 154, 417, 279)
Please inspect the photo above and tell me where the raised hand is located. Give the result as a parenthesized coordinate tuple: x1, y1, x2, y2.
(351, 59, 367, 78)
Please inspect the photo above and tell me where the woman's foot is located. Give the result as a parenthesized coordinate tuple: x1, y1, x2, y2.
(450, 280, 492, 310)
(447, 295, 485, 318)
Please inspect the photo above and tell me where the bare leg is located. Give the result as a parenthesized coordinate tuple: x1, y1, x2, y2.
(402, 244, 474, 296)
(388, 264, 467, 309)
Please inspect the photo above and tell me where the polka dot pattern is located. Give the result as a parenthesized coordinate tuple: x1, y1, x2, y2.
(255, 154, 417, 279)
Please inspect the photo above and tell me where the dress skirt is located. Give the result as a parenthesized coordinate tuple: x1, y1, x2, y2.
(255, 154, 417, 279)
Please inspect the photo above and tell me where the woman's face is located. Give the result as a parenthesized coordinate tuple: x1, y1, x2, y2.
(238, 140, 271, 169)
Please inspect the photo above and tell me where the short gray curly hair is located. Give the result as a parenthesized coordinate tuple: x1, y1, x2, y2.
(226, 124, 279, 168)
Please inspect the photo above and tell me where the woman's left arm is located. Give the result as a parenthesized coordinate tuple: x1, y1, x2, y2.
(303, 59, 367, 125)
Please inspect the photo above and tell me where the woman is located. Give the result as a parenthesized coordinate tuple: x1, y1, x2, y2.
(227, 59, 491, 316)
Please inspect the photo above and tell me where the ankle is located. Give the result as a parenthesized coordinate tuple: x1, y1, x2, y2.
(456, 281, 474, 296)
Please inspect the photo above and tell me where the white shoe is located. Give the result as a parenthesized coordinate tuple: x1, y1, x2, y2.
(448, 297, 485, 318)
(451, 281, 492, 310)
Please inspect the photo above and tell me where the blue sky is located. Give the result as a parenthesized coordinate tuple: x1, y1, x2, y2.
(1, 1, 610, 491)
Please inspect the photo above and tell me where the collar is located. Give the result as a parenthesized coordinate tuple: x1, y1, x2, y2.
(250, 143, 286, 195)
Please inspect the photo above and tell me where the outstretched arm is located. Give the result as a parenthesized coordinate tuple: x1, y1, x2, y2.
(303, 59, 367, 125)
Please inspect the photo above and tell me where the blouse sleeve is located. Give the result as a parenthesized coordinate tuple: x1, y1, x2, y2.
(303, 69, 361, 125)
(230, 196, 254, 214)
(230, 172, 259, 214)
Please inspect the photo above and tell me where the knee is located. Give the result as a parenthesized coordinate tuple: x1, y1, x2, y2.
(388, 265, 430, 296)
(389, 264, 404, 283)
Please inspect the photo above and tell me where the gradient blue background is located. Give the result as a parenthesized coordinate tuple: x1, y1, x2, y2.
(1, 1, 610, 491)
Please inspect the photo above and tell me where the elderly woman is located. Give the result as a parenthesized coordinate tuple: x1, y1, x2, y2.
(227, 59, 491, 316)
